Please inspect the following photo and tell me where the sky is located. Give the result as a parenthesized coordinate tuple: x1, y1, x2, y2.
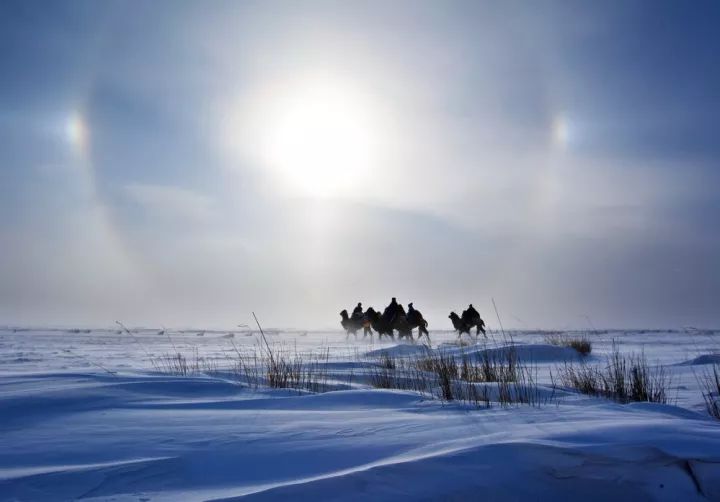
(1, 0, 719, 330)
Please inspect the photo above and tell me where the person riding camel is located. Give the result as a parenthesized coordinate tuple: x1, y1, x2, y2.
(461, 303, 486, 337)
(407, 302, 419, 322)
(351, 302, 364, 321)
(407, 302, 430, 340)
(382, 297, 399, 324)
(462, 304, 480, 324)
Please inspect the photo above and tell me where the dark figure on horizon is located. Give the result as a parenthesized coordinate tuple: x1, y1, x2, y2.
(407, 302, 430, 342)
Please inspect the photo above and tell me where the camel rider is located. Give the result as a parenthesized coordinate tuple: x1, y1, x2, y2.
(407, 302, 418, 323)
(383, 297, 399, 323)
(464, 303, 480, 323)
(351, 302, 364, 322)
(396, 302, 407, 317)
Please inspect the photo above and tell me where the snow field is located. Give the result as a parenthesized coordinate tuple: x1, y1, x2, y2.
(1, 327, 719, 500)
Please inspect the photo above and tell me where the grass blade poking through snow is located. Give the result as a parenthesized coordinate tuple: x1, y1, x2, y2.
(698, 364, 720, 420)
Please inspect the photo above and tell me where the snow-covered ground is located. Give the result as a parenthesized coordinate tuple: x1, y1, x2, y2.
(1, 327, 719, 500)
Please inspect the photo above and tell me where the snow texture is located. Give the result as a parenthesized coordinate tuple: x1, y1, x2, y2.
(1, 327, 719, 501)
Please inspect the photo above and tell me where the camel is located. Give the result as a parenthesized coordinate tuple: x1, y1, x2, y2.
(341, 299, 426, 342)
(368, 302, 413, 340)
(365, 307, 394, 339)
(449, 311, 472, 336)
(339, 309, 372, 338)
(389, 304, 413, 340)
(449, 308, 487, 338)
(407, 303, 430, 342)
(461, 304, 487, 338)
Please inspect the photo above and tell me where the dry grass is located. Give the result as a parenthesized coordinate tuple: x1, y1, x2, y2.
(136, 313, 576, 410)
(698, 364, 720, 420)
(368, 347, 548, 408)
(149, 334, 332, 394)
(556, 343, 670, 404)
(229, 341, 331, 393)
(567, 338, 592, 356)
(544, 333, 592, 356)
(151, 347, 220, 376)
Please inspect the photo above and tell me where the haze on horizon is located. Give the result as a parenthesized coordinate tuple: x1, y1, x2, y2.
(1, 1, 719, 330)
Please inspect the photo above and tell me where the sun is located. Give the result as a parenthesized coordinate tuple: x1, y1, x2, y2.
(244, 76, 384, 198)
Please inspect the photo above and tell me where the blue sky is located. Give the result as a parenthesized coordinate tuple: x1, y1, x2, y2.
(1, 0, 719, 329)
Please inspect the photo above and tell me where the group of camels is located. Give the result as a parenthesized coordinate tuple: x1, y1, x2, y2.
(339, 298, 486, 341)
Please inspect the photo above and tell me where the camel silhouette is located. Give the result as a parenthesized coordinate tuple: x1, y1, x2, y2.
(407, 302, 430, 342)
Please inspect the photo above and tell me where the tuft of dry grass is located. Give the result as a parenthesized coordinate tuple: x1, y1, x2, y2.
(368, 347, 548, 408)
(567, 338, 592, 356)
(556, 342, 669, 404)
(378, 352, 396, 370)
(544, 333, 592, 356)
(255, 343, 331, 393)
(698, 364, 720, 420)
(151, 347, 220, 376)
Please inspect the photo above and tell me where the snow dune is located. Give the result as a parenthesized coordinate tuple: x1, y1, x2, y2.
(678, 353, 720, 366)
(2, 372, 719, 501)
(367, 342, 589, 363)
(1, 328, 719, 500)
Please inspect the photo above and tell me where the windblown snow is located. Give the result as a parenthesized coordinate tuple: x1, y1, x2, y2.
(1, 327, 719, 501)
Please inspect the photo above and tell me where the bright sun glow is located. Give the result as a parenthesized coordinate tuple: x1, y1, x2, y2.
(240, 76, 385, 198)
(66, 111, 89, 157)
